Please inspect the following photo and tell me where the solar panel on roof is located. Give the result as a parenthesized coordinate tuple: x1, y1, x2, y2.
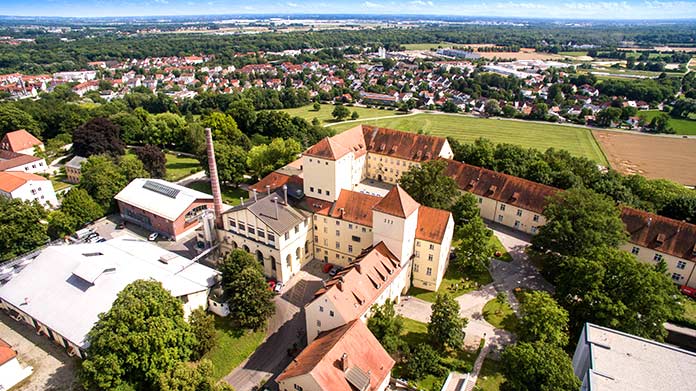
(143, 180, 180, 198)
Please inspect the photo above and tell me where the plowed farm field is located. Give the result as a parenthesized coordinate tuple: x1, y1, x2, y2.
(593, 130, 696, 186)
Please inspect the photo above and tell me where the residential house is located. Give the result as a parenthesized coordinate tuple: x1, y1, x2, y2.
(0, 129, 44, 156)
(114, 178, 215, 240)
(64, 155, 87, 184)
(0, 338, 33, 391)
(0, 171, 58, 208)
(0, 150, 47, 174)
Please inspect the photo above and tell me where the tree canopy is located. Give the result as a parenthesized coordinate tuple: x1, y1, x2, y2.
(72, 117, 126, 158)
(428, 293, 466, 351)
(517, 291, 569, 347)
(367, 300, 405, 354)
(501, 341, 581, 391)
(399, 160, 460, 210)
(0, 198, 49, 261)
(135, 144, 167, 178)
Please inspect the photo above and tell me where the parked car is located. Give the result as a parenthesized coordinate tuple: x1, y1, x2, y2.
(115, 223, 125, 230)
(680, 285, 696, 299)
(148, 232, 159, 241)
(96, 237, 107, 243)
(267, 280, 276, 292)
(323, 263, 334, 273)
(274, 282, 284, 293)
(329, 266, 342, 277)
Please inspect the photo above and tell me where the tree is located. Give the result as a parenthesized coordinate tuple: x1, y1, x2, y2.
(646, 112, 674, 134)
(454, 218, 494, 273)
(332, 104, 350, 120)
(219, 250, 275, 330)
(81, 280, 195, 390)
(159, 360, 234, 391)
(405, 343, 445, 380)
(200, 112, 250, 149)
(548, 247, 681, 340)
(532, 188, 627, 257)
(450, 192, 480, 226)
(529, 103, 548, 120)
(60, 188, 104, 226)
(501, 342, 580, 391)
(312, 102, 321, 111)
(47, 210, 76, 239)
(484, 100, 501, 116)
(0, 198, 49, 261)
(351, 111, 360, 120)
(399, 160, 459, 210)
(189, 308, 217, 360)
(428, 293, 465, 351)
(0, 104, 41, 137)
(442, 100, 460, 113)
(596, 107, 622, 127)
(502, 105, 517, 118)
(72, 117, 126, 158)
(495, 291, 508, 314)
(246, 138, 301, 180)
(135, 145, 167, 178)
(200, 141, 248, 185)
(517, 291, 569, 347)
(660, 195, 696, 223)
(226, 99, 257, 134)
(367, 300, 404, 353)
(79, 155, 127, 210)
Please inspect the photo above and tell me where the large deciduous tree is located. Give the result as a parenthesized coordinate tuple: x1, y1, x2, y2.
(501, 341, 581, 391)
(200, 112, 250, 149)
(0, 104, 41, 137)
(454, 218, 494, 273)
(428, 293, 466, 351)
(331, 104, 350, 120)
(81, 280, 195, 390)
(367, 300, 405, 353)
(60, 188, 104, 227)
(72, 117, 125, 158)
(399, 160, 460, 210)
(517, 291, 569, 347)
(532, 187, 627, 257)
(79, 155, 127, 210)
(159, 360, 234, 391)
(135, 144, 167, 178)
(188, 308, 217, 360)
(246, 138, 301, 180)
(0, 198, 49, 261)
(199, 141, 248, 185)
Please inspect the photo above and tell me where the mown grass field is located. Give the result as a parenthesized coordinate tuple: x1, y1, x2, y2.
(638, 110, 696, 135)
(280, 103, 403, 125)
(476, 357, 506, 391)
(164, 152, 202, 181)
(482, 298, 519, 333)
(185, 181, 247, 206)
(410, 265, 493, 303)
(203, 316, 265, 380)
(327, 113, 609, 164)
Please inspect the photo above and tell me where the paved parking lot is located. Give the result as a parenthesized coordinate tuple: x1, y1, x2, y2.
(0, 311, 80, 391)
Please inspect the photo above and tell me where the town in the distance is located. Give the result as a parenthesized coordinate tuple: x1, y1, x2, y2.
(0, 7, 696, 391)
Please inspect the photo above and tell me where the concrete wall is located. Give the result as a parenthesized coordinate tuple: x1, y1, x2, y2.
(365, 154, 419, 184)
(412, 215, 454, 291)
(306, 294, 348, 343)
(303, 154, 353, 202)
(467, 192, 545, 235)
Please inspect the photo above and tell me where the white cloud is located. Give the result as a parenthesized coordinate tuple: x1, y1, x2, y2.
(409, 0, 435, 6)
(286, 2, 299, 7)
(153, 0, 168, 4)
(363, 1, 385, 8)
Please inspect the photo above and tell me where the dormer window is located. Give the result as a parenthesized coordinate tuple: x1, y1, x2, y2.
(656, 233, 666, 245)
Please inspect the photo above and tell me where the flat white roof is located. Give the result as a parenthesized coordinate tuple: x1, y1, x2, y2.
(585, 323, 696, 391)
(0, 236, 218, 349)
(114, 178, 213, 221)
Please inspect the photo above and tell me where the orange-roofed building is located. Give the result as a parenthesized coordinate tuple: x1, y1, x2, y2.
(304, 242, 408, 342)
(277, 320, 394, 391)
(0, 130, 44, 156)
(0, 338, 33, 390)
(412, 206, 455, 290)
(0, 171, 57, 208)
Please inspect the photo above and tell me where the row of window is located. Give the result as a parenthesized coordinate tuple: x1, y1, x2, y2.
(414, 251, 435, 261)
(368, 155, 417, 167)
(22, 161, 44, 171)
(228, 218, 277, 242)
(497, 204, 540, 221)
(314, 215, 371, 233)
(307, 158, 329, 166)
(416, 241, 435, 250)
(413, 263, 433, 276)
(631, 246, 689, 270)
(308, 186, 330, 197)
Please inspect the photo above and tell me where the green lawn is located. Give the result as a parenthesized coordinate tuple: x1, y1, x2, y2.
(165, 152, 203, 182)
(401, 318, 429, 346)
(327, 113, 608, 164)
(280, 103, 404, 125)
(50, 176, 71, 191)
(559, 51, 589, 57)
(476, 357, 506, 391)
(185, 181, 248, 206)
(490, 235, 512, 262)
(638, 110, 696, 135)
(410, 266, 493, 303)
(482, 298, 518, 333)
(203, 316, 265, 380)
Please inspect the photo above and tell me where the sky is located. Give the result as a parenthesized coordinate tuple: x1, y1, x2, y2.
(1, 0, 695, 20)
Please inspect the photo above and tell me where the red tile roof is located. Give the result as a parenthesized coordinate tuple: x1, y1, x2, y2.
(373, 185, 420, 218)
(277, 320, 394, 391)
(0, 338, 17, 366)
(0, 171, 46, 192)
(441, 158, 559, 214)
(327, 190, 382, 227)
(416, 206, 452, 243)
(248, 171, 302, 195)
(362, 125, 448, 162)
(0, 130, 42, 152)
(304, 137, 352, 161)
(621, 207, 696, 261)
(312, 242, 402, 321)
(0, 150, 41, 171)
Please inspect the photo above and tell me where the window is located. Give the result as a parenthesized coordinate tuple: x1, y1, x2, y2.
(294, 385, 304, 391)
(677, 261, 687, 270)
(295, 225, 299, 233)
(238, 222, 246, 231)
(336, 230, 340, 236)
(348, 224, 353, 229)
(631, 246, 640, 255)
(324, 227, 328, 233)
(653, 253, 663, 262)
(229, 219, 237, 228)
(248, 225, 255, 235)
(416, 241, 421, 247)
(428, 254, 434, 261)
(516, 209, 523, 217)
(414, 263, 420, 272)
(500, 204, 506, 211)
(319, 306, 324, 312)
(258, 228, 265, 238)
(478, 197, 483, 204)
(336, 220, 340, 226)
(284, 232, 290, 240)
(426, 267, 432, 276)
(533, 214, 540, 222)
(318, 189, 322, 194)
(362, 227, 367, 233)
(336, 242, 340, 249)
(348, 245, 353, 252)
(352, 235, 361, 242)
(314, 235, 319, 243)
(316, 320, 321, 327)
(323, 239, 328, 246)
(415, 251, 420, 257)
(326, 191, 330, 196)
(329, 310, 334, 317)
(531, 226, 538, 234)
(672, 273, 683, 281)
(497, 215, 504, 222)
(429, 243, 434, 250)
(268, 233, 275, 242)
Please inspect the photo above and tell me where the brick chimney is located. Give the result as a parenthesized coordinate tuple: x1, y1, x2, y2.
(340, 353, 350, 372)
(205, 127, 224, 228)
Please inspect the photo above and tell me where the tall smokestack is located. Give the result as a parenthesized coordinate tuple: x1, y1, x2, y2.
(205, 127, 224, 228)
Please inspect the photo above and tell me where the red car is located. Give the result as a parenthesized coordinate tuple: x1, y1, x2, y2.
(267, 280, 276, 292)
(322, 263, 334, 273)
(680, 285, 696, 299)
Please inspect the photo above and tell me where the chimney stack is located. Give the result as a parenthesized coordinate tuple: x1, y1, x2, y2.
(273, 196, 279, 219)
(340, 207, 345, 219)
(340, 353, 350, 372)
(283, 184, 288, 204)
(204, 127, 224, 228)
(266, 185, 271, 196)
(253, 189, 258, 202)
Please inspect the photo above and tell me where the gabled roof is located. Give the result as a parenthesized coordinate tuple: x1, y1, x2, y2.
(0, 130, 43, 152)
(325, 189, 382, 227)
(304, 137, 352, 161)
(362, 125, 448, 162)
(441, 158, 559, 214)
(311, 242, 402, 321)
(0, 171, 47, 193)
(64, 155, 87, 170)
(0, 150, 41, 171)
(277, 320, 394, 391)
(0, 338, 17, 366)
(416, 206, 452, 244)
(621, 207, 696, 261)
(248, 171, 303, 195)
(114, 178, 213, 221)
(373, 184, 420, 218)
(225, 191, 311, 235)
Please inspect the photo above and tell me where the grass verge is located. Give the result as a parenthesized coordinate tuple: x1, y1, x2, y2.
(165, 152, 203, 182)
(638, 110, 696, 135)
(409, 266, 493, 303)
(489, 235, 512, 262)
(185, 181, 248, 206)
(482, 298, 518, 333)
(203, 316, 265, 380)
